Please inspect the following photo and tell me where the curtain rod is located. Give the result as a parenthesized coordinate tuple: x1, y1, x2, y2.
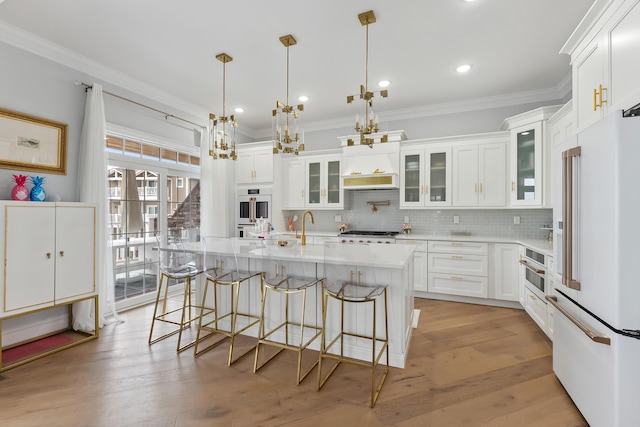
(78, 82, 206, 130)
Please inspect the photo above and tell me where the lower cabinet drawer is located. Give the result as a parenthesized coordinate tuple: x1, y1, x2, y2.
(428, 273, 488, 298)
(428, 253, 488, 276)
(523, 286, 547, 331)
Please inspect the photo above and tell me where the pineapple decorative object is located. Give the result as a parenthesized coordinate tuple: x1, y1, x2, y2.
(11, 174, 30, 201)
(29, 176, 46, 202)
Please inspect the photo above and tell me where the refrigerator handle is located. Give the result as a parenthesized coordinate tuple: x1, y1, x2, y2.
(546, 296, 610, 345)
(562, 147, 582, 291)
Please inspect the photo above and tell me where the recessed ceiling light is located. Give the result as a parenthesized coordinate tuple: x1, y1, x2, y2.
(378, 80, 390, 88)
(456, 64, 472, 73)
(298, 95, 309, 102)
(234, 107, 244, 113)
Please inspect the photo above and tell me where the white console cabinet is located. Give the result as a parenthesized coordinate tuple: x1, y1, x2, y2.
(0, 202, 98, 371)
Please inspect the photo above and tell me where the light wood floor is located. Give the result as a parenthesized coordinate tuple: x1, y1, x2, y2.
(0, 298, 587, 426)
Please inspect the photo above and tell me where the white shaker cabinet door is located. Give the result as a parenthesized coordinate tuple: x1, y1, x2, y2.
(5, 204, 56, 312)
(55, 205, 96, 302)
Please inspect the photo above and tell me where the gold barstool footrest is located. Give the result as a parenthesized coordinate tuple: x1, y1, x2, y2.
(254, 277, 323, 385)
(317, 285, 390, 407)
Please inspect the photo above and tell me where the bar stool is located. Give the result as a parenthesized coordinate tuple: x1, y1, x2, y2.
(194, 237, 262, 365)
(317, 242, 389, 407)
(148, 234, 206, 352)
(253, 239, 323, 384)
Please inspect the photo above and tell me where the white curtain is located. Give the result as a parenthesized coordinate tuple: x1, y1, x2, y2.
(200, 128, 231, 237)
(73, 83, 122, 331)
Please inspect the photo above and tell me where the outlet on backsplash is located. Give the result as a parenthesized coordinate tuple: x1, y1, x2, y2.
(453, 215, 459, 224)
(404, 216, 410, 223)
(334, 214, 342, 223)
(514, 216, 520, 225)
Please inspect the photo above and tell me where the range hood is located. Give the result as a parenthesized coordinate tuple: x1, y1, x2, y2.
(338, 131, 405, 190)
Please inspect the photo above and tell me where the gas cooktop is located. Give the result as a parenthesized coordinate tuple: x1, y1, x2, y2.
(339, 230, 399, 236)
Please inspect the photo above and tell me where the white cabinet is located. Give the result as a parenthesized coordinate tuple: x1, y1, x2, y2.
(489, 243, 520, 302)
(502, 106, 562, 208)
(523, 286, 547, 332)
(427, 241, 488, 298)
(397, 239, 428, 293)
(452, 143, 506, 207)
(0, 202, 98, 372)
(562, 0, 640, 132)
(305, 155, 343, 209)
(236, 144, 273, 184)
(2, 202, 96, 316)
(400, 147, 451, 207)
(282, 157, 306, 209)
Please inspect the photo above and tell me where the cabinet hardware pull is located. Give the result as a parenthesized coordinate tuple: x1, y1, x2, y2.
(425, 184, 428, 194)
(546, 296, 610, 345)
(598, 84, 607, 108)
(479, 183, 483, 193)
(451, 242, 463, 246)
(59, 251, 64, 257)
(46, 252, 51, 259)
(474, 183, 477, 192)
(451, 255, 463, 259)
(529, 294, 536, 301)
(593, 87, 598, 111)
(511, 181, 515, 191)
(451, 275, 463, 280)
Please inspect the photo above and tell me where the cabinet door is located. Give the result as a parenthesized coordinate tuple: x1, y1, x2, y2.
(490, 243, 519, 301)
(425, 147, 452, 207)
(253, 147, 274, 183)
(452, 145, 478, 206)
(510, 122, 542, 206)
(478, 143, 506, 207)
(306, 160, 322, 206)
(609, 2, 640, 114)
(235, 150, 255, 184)
(324, 158, 343, 208)
(5, 205, 56, 312)
(574, 38, 606, 132)
(55, 205, 96, 302)
(283, 158, 306, 209)
(400, 149, 424, 207)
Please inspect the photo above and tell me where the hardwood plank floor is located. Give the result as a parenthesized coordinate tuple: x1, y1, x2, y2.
(0, 298, 588, 426)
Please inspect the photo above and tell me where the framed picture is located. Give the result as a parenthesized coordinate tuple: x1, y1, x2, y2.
(0, 107, 67, 175)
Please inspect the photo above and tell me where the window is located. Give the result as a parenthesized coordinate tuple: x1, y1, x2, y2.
(106, 134, 200, 310)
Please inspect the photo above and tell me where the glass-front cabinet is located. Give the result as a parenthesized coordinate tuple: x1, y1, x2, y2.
(400, 147, 451, 208)
(306, 155, 343, 209)
(510, 121, 542, 206)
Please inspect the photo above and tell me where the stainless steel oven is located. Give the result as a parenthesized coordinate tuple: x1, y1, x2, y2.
(237, 188, 271, 236)
(520, 247, 547, 300)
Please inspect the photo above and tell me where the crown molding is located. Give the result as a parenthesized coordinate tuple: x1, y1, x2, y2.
(0, 20, 209, 127)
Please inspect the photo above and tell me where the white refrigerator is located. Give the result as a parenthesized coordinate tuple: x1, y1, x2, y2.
(549, 110, 640, 427)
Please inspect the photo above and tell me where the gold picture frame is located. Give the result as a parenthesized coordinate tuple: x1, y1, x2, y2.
(0, 107, 67, 175)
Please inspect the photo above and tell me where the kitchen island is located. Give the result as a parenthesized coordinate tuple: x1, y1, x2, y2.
(189, 238, 416, 368)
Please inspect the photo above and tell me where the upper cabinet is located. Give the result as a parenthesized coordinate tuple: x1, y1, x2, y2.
(502, 106, 562, 208)
(452, 142, 507, 207)
(235, 143, 274, 184)
(306, 155, 343, 209)
(282, 157, 306, 209)
(281, 152, 343, 210)
(561, 0, 640, 133)
(400, 147, 451, 208)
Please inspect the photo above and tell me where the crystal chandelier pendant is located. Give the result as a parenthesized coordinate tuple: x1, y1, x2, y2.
(273, 34, 304, 155)
(209, 53, 238, 160)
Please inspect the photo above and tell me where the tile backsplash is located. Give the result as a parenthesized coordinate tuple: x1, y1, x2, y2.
(283, 189, 553, 240)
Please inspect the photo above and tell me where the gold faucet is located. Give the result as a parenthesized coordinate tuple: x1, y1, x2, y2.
(301, 210, 314, 246)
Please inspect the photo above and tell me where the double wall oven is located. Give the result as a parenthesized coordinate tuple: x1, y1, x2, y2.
(236, 188, 271, 237)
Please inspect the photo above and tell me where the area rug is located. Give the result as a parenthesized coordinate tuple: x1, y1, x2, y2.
(2, 334, 73, 365)
(412, 309, 421, 329)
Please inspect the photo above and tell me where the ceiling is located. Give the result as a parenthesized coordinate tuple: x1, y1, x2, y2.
(0, 0, 594, 137)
